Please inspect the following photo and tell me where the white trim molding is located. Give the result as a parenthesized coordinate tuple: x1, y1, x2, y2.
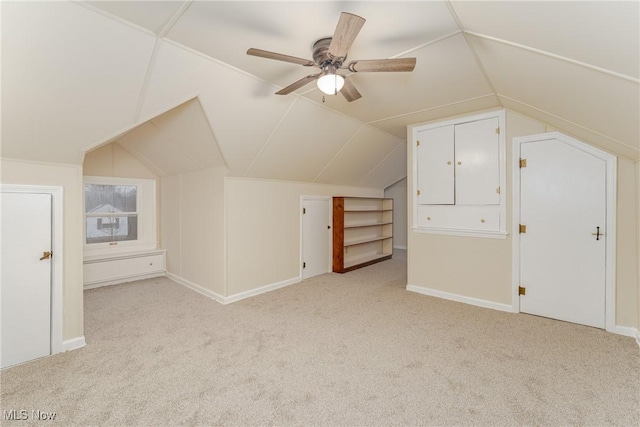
(167, 272, 301, 305)
(611, 325, 639, 339)
(411, 227, 508, 240)
(511, 131, 617, 334)
(166, 272, 225, 304)
(62, 336, 86, 352)
(1, 184, 65, 357)
(406, 284, 515, 313)
(224, 276, 301, 304)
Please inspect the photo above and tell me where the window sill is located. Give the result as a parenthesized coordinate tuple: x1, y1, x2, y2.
(411, 226, 508, 240)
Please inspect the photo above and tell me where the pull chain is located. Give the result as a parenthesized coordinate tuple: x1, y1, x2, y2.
(322, 95, 325, 103)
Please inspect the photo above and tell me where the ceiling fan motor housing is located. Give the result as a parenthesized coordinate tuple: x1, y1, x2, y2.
(312, 37, 344, 68)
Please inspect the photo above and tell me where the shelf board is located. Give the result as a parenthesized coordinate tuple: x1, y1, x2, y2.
(344, 221, 393, 229)
(343, 252, 392, 269)
(344, 236, 392, 247)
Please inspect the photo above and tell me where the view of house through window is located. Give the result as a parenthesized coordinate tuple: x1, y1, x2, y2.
(85, 184, 138, 244)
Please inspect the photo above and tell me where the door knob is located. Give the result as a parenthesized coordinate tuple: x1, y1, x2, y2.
(40, 251, 52, 260)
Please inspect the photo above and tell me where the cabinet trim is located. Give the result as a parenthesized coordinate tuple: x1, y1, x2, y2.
(411, 226, 508, 239)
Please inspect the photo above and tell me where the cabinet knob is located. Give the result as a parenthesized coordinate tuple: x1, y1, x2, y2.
(447, 161, 451, 165)
(427, 217, 431, 221)
(480, 219, 486, 223)
(457, 161, 462, 165)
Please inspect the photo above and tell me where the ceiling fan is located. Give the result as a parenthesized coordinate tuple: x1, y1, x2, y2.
(246, 12, 416, 102)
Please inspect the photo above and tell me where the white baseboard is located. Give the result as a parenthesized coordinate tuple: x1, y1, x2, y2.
(612, 325, 638, 339)
(394, 245, 407, 250)
(84, 272, 165, 290)
(224, 276, 301, 304)
(62, 336, 86, 352)
(407, 285, 639, 342)
(406, 284, 515, 313)
(167, 272, 301, 305)
(166, 272, 225, 304)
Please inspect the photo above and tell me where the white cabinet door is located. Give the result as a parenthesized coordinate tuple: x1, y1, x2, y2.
(416, 125, 454, 205)
(454, 117, 500, 205)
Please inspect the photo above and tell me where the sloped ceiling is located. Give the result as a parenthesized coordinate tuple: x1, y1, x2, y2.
(115, 98, 226, 177)
(1, 1, 638, 189)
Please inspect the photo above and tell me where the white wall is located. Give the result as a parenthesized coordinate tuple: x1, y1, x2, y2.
(616, 157, 639, 327)
(225, 178, 382, 297)
(160, 167, 226, 296)
(1, 159, 84, 340)
(407, 109, 638, 329)
(83, 143, 158, 180)
(384, 178, 407, 249)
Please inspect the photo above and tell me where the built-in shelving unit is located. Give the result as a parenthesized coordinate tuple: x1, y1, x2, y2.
(333, 197, 393, 273)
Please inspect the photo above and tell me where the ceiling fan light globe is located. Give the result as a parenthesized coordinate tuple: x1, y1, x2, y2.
(317, 73, 345, 95)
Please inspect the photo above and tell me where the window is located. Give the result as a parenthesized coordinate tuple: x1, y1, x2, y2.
(84, 177, 156, 254)
(85, 184, 138, 244)
(411, 110, 506, 239)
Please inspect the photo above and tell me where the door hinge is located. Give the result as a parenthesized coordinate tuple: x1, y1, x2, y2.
(518, 286, 526, 296)
(495, 127, 500, 135)
(303, 262, 306, 269)
(416, 140, 420, 146)
(496, 186, 501, 194)
(417, 190, 421, 196)
(519, 158, 527, 168)
(303, 208, 306, 214)
(519, 224, 526, 234)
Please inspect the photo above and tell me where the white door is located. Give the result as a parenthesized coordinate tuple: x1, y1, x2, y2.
(519, 138, 606, 328)
(302, 199, 331, 279)
(1, 192, 53, 368)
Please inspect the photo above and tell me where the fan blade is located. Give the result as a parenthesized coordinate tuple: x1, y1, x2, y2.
(247, 48, 315, 67)
(347, 58, 416, 73)
(276, 74, 319, 95)
(328, 12, 366, 59)
(340, 77, 362, 102)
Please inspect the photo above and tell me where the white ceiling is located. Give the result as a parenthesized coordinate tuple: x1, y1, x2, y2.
(2, 1, 638, 187)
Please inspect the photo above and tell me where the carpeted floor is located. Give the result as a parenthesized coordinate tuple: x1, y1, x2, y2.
(1, 251, 639, 426)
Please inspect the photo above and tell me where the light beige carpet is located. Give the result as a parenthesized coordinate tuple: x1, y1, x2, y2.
(2, 251, 639, 426)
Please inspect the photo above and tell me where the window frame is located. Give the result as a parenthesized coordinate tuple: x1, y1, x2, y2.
(83, 176, 157, 255)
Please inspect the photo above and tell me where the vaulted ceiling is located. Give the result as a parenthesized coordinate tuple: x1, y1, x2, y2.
(2, 1, 638, 188)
